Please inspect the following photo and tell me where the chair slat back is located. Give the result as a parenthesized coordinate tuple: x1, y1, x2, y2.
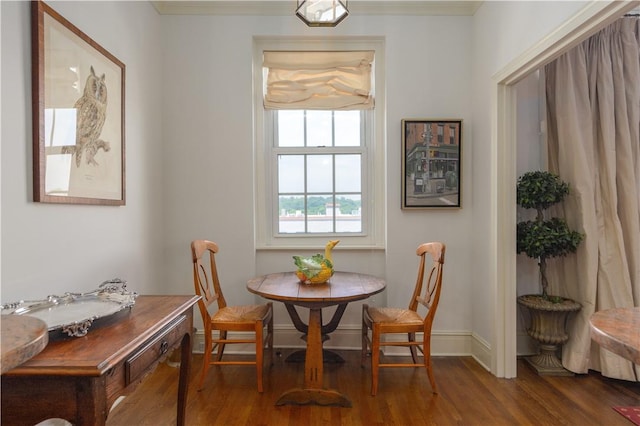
(408, 242, 445, 328)
(191, 240, 227, 323)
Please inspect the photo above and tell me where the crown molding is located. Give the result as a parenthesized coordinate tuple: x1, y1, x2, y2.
(151, 1, 482, 16)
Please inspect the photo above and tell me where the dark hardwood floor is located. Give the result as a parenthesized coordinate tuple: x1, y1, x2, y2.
(107, 349, 640, 425)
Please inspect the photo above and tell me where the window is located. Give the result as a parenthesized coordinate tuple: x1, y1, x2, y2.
(275, 109, 365, 235)
(254, 37, 385, 249)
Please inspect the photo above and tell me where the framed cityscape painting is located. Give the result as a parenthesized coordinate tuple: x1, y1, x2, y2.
(32, 1, 125, 205)
(401, 119, 462, 209)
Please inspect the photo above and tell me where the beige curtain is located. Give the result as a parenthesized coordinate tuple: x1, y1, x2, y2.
(263, 50, 374, 110)
(545, 17, 640, 381)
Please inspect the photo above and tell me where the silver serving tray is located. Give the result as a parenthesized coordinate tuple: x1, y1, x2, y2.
(1, 279, 137, 337)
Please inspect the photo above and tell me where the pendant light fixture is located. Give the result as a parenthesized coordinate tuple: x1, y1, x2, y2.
(296, 0, 349, 27)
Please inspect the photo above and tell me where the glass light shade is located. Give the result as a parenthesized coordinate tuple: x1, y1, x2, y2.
(296, 0, 348, 27)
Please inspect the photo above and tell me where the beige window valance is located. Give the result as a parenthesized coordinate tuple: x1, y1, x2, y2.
(263, 50, 374, 110)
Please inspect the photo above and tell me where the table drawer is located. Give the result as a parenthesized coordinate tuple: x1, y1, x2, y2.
(125, 315, 188, 385)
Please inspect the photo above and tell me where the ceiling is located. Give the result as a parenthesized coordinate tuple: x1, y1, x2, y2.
(151, 1, 483, 16)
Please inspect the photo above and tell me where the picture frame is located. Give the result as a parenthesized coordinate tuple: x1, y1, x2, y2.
(32, 1, 125, 205)
(401, 119, 462, 209)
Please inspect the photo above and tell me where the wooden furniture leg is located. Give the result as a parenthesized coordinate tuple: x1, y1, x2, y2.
(177, 332, 192, 426)
(276, 307, 351, 407)
(283, 303, 348, 363)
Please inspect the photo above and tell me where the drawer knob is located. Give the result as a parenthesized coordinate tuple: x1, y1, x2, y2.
(160, 340, 169, 355)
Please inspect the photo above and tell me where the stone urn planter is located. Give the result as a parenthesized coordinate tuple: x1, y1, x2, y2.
(517, 294, 581, 375)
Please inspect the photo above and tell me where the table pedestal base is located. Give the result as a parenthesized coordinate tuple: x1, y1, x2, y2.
(276, 307, 352, 407)
(283, 303, 347, 365)
(285, 349, 345, 364)
(246, 272, 387, 408)
(276, 388, 351, 407)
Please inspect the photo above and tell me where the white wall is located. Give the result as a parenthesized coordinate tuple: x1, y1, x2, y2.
(0, 1, 164, 301)
(0, 1, 3, 306)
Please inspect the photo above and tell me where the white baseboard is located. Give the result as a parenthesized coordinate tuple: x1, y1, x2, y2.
(193, 326, 492, 362)
(470, 332, 491, 371)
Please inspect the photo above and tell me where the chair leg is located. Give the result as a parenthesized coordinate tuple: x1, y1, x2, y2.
(409, 332, 419, 363)
(361, 305, 368, 367)
(198, 333, 213, 391)
(267, 306, 274, 367)
(371, 328, 380, 396)
(216, 330, 227, 361)
(424, 339, 437, 394)
(255, 322, 264, 393)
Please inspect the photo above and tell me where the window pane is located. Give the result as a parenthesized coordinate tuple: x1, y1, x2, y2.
(334, 111, 360, 146)
(306, 111, 332, 147)
(335, 155, 361, 192)
(277, 110, 304, 147)
(307, 194, 333, 233)
(272, 110, 366, 237)
(307, 155, 333, 193)
(335, 194, 362, 233)
(278, 195, 305, 233)
(278, 155, 305, 193)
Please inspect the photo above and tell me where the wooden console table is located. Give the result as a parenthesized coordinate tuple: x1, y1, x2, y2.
(1, 295, 199, 426)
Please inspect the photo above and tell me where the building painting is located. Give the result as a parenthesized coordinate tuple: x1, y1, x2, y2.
(404, 121, 460, 196)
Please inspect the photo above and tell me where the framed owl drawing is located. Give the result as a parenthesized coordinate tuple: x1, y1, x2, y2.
(31, 1, 125, 205)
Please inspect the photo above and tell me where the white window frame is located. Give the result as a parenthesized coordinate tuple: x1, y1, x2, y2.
(271, 110, 368, 235)
(253, 36, 386, 250)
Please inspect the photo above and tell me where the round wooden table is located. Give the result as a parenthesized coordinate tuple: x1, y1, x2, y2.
(247, 271, 386, 407)
(589, 307, 640, 364)
(1, 315, 49, 374)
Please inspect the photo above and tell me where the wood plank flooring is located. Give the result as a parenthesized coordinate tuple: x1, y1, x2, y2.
(107, 349, 640, 425)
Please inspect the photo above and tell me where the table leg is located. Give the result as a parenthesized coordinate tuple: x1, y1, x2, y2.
(76, 376, 108, 425)
(276, 307, 351, 407)
(176, 331, 192, 426)
(284, 303, 347, 364)
(285, 348, 345, 364)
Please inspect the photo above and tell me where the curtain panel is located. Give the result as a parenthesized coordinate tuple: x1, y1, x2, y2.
(263, 50, 374, 110)
(545, 16, 640, 381)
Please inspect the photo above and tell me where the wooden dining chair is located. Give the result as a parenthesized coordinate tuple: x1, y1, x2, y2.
(361, 241, 445, 395)
(191, 240, 274, 392)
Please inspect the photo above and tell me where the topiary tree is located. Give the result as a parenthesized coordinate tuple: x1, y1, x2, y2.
(516, 171, 584, 301)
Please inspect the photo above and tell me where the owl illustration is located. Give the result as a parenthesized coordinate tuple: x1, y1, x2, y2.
(85, 139, 111, 167)
(63, 66, 109, 167)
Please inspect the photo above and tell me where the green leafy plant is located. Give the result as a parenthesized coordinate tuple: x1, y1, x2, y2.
(516, 171, 584, 300)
